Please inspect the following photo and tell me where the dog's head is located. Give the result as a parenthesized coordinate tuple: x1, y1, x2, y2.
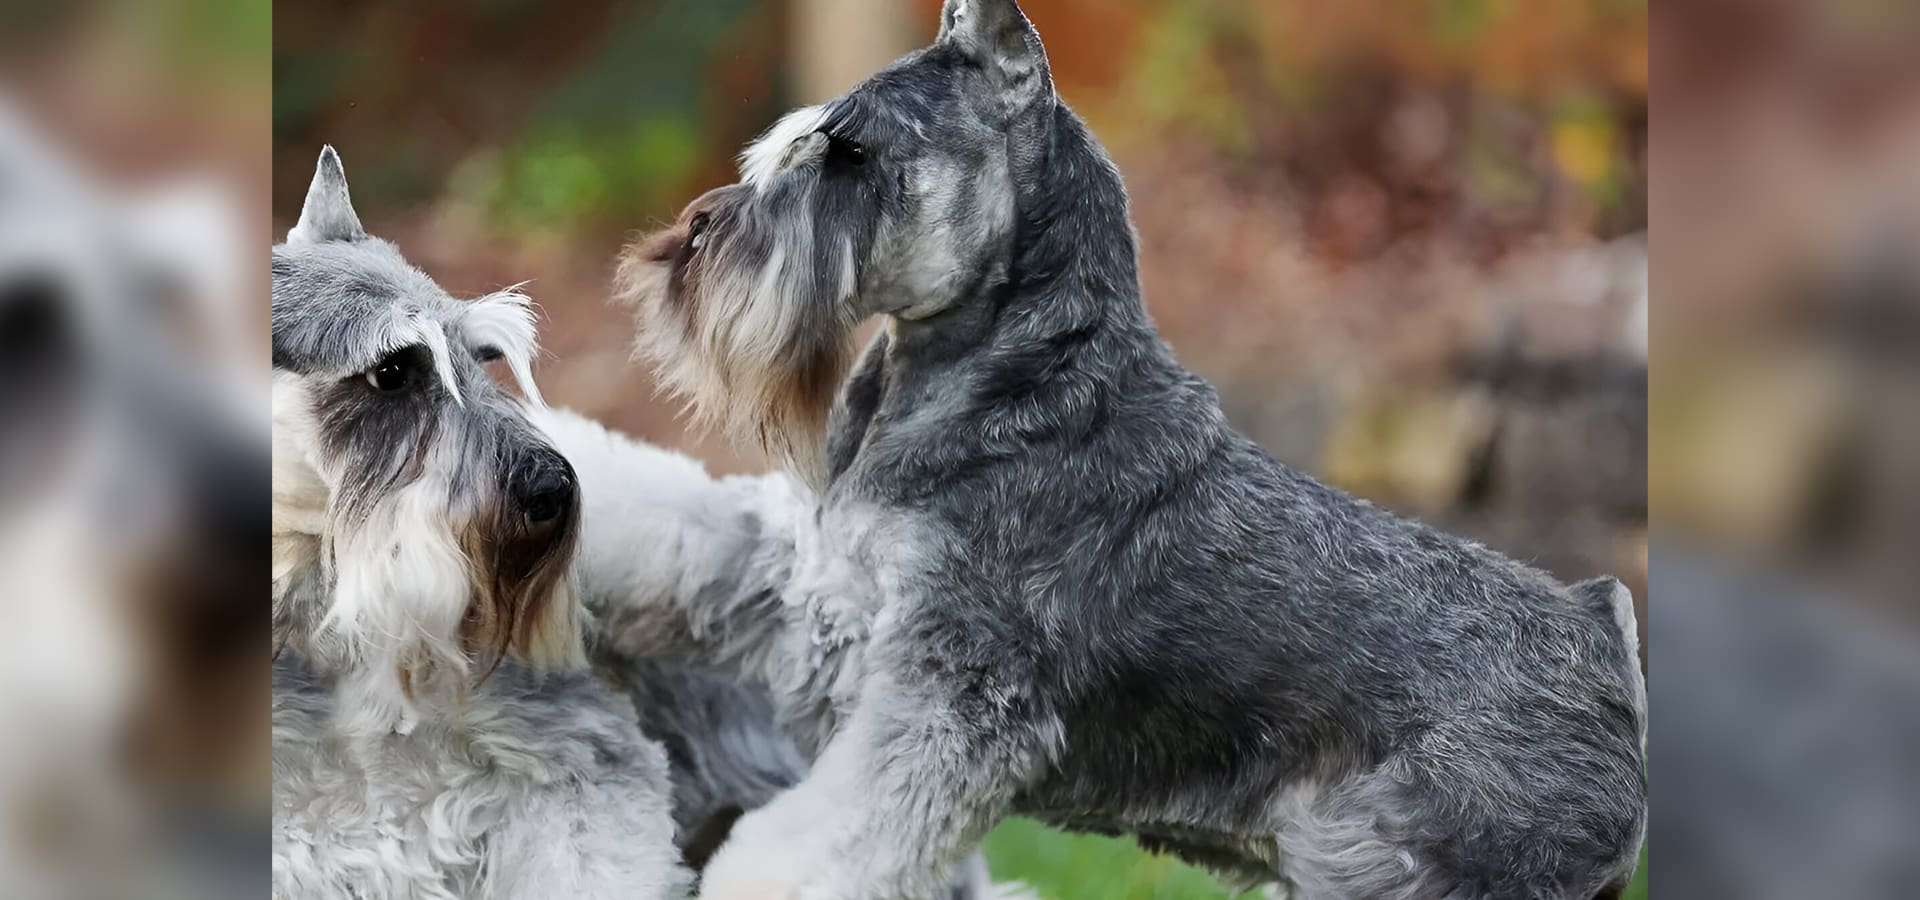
(272, 147, 581, 731)
(618, 0, 1062, 484)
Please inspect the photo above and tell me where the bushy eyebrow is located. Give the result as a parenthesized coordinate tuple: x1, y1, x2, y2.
(375, 313, 464, 405)
(459, 285, 544, 406)
(819, 96, 867, 139)
(271, 261, 459, 405)
(738, 105, 829, 189)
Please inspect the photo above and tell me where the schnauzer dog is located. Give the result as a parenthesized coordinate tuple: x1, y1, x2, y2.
(270, 147, 688, 900)
(610, 1, 1648, 898)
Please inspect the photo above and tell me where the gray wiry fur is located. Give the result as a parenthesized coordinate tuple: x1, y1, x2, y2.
(609, 1, 1649, 898)
(271, 147, 688, 900)
(537, 406, 1022, 900)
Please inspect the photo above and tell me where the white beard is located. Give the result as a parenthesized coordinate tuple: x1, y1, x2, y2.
(319, 456, 473, 735)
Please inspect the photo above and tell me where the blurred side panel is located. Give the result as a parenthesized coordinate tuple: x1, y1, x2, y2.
(0, 2, 267, 899)
(1653, 0, 1920, 897)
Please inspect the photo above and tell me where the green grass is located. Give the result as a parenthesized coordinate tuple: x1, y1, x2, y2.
(1625, 844, 1648, 900)
(983, 819, 1257, 900)
(983, 819, 1650, 900)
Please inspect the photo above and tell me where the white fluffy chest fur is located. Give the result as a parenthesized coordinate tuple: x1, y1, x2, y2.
(787, 499, 918, 645)
(271, 658, 687, 900)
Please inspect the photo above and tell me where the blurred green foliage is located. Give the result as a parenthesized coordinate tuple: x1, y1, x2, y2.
(478, 0, 761, 231)
(274, 0, 1645, 245)
(274, 0, 775, 235)
(474, 119, 701, 232)
(1, 0, 268, 78)
(162, 0, 271, 72)
(1432, 0, 1505, 47)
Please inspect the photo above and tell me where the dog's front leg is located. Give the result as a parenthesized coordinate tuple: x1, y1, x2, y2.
(534, 407, 809, 667)
(697, 665, 1042, 900)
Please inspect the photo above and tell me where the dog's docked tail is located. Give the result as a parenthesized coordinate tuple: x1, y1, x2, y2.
(1572, 576, 1647, 744)
(1570, 576, 1646, 900)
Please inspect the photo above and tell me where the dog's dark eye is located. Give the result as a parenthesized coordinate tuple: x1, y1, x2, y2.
(366, 353, 412, 392)
(687, 212, 712, 251)
(822, 133, 867, 170)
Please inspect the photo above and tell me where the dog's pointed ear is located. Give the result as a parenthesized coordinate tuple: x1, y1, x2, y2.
(287, 145, 367, 245)
(938, 0, 1053, 117)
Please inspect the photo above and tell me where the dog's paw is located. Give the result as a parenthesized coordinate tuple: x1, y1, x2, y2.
(696, 828, 834, 900)
(694, 866, 787, 900)
(697, 864, 831, 900)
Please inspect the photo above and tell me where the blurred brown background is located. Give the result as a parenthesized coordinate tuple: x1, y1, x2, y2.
(272, 0, 1650, 625)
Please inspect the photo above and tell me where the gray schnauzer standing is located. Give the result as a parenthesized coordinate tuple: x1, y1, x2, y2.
(270, 147, 690, 900)
(608, 1, 1648, 898)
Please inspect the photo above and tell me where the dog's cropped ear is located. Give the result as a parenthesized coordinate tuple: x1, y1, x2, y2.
(938, 0, 1054, 118)
(287, 145, 367, 245)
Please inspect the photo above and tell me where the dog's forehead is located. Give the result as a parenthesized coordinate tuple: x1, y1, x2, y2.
(835, 51, 971, 139)
(271, 238, 463, 374)
(274, 238, 453, 310)
(739, 50, 975, 186)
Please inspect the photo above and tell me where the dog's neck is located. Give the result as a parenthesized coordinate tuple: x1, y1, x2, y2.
(893, 106, 1150, 361)
(832, 107, 1185, 491)
(888, 109, 1164, 400)
(1006, 106, 1150, 333)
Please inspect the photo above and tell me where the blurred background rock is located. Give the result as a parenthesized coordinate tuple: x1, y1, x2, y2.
(272, 2, 1647, 896)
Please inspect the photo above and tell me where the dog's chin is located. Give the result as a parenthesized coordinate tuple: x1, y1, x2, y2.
(616, 225, 853, 489)
(323, 575, 584, 737)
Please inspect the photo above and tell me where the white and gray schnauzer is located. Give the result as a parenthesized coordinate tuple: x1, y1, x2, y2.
(607, 1, 1649, 898)
(270, 147, 689, 900)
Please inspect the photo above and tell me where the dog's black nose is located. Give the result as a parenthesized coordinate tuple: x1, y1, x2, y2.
(514, 456, 575, 525)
